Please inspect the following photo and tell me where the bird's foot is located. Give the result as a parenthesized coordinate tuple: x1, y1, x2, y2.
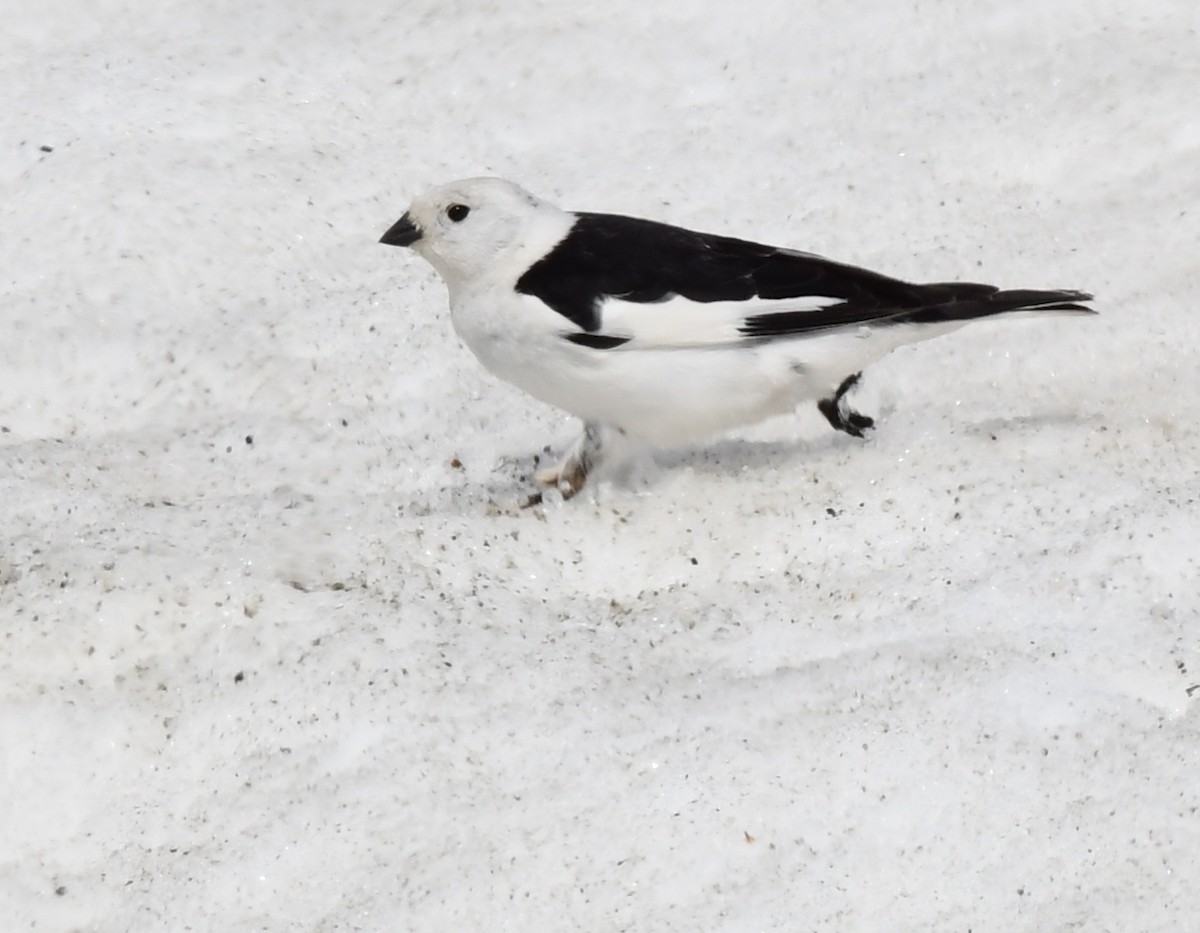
(818, 372, 875, 438)
(534, 422, 607, 500)
(535, 459, 589, 499)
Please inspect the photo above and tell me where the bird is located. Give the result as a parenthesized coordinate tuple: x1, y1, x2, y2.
(379, 177, 1093, 498)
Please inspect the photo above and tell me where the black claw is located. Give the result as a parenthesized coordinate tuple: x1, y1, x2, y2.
(833, 372, 862, 403)
(817, 398, 843, 432)
(818, 373, 874, 438)
(839, 417, 868, 439)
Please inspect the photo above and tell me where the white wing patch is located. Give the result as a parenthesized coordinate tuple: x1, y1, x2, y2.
(593, 293, 843, 349)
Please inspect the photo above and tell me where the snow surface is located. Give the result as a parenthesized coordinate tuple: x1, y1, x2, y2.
(3, 1, 1198, 930)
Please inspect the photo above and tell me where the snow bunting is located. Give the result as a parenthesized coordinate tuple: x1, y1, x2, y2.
(380, 177, 1093, 498)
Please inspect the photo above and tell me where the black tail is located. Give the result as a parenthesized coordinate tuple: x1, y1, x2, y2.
(898, 287, 1096, 326)
(741, 286, 1095, 339)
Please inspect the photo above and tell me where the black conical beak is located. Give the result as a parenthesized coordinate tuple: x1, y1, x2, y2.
(380, 212, 422, 247)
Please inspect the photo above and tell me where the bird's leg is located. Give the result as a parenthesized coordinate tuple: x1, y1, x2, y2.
(817, 372, 875, 437)
(535, 421, 607, 499)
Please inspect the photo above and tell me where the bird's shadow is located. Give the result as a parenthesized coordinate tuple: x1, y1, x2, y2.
(643, 403, 1100, 483)
(653, 433, 836, 476)
(650, 399, 899, 478)
(950, 408, 1104, 440)
(392, 406, 1100, 515)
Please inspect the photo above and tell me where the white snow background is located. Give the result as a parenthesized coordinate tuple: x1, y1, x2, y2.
(3, 1, 1198, 930)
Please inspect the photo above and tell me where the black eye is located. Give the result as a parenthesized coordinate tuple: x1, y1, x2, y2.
(446, 203, 470, 222)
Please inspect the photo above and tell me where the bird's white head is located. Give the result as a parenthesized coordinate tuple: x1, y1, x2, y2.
(380, 177, 573, 293)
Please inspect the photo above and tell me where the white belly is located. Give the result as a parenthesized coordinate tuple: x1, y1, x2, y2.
(449, 290, 944, 446)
